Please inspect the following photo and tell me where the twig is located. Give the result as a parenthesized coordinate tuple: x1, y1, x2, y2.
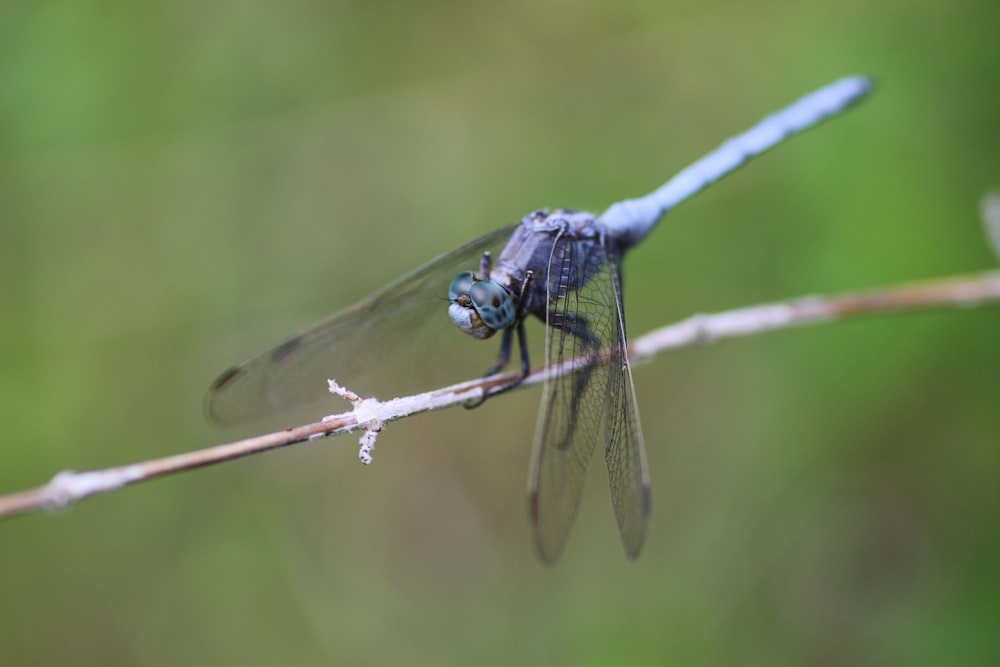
(631, 270, 1000, 362)
(2, 267, 999, 520)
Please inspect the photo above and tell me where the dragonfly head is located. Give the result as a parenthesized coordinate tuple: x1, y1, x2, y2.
(447, 271, 516, 339)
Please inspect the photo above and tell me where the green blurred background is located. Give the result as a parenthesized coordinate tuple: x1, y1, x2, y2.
(3, 1, 999, 665)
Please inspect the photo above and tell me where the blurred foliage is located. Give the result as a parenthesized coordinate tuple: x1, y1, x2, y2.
(2, 1, 1000, 665)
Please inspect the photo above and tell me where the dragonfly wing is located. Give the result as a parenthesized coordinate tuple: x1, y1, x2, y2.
(206, 224, 518, 424)
(604, 252, 651, 559)
(528, 235, 619, 563)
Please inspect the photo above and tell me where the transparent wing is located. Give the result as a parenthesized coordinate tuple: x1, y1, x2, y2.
(206, 224, 518, 424)
(528, 235, 649, 563)
(603, 252, 651, 559)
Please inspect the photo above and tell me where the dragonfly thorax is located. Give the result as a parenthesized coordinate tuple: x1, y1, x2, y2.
(447, 271, 517, 339)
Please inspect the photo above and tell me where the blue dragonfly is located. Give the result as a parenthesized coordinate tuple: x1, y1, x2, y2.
(207, 76, 871, 563)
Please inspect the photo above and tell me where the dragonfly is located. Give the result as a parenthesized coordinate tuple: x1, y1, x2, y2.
(207, 76, 871, 563)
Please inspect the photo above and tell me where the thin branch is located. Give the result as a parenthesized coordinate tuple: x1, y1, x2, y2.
(632, 270, 1000, 362)
(2, 268, 999, 520)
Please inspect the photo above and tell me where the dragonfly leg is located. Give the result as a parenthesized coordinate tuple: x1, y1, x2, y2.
(492, 320, 531, 391)
(466, 321, 531, 409)
(486, 269, 535, 382)
(465, 271, 536, 409)
(484, 327, 513, 377)
(463, 327, 512, 409)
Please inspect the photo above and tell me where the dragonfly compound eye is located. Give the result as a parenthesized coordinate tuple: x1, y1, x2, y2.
(448, 271, 476, 302)
(468, 280, 516, 330)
